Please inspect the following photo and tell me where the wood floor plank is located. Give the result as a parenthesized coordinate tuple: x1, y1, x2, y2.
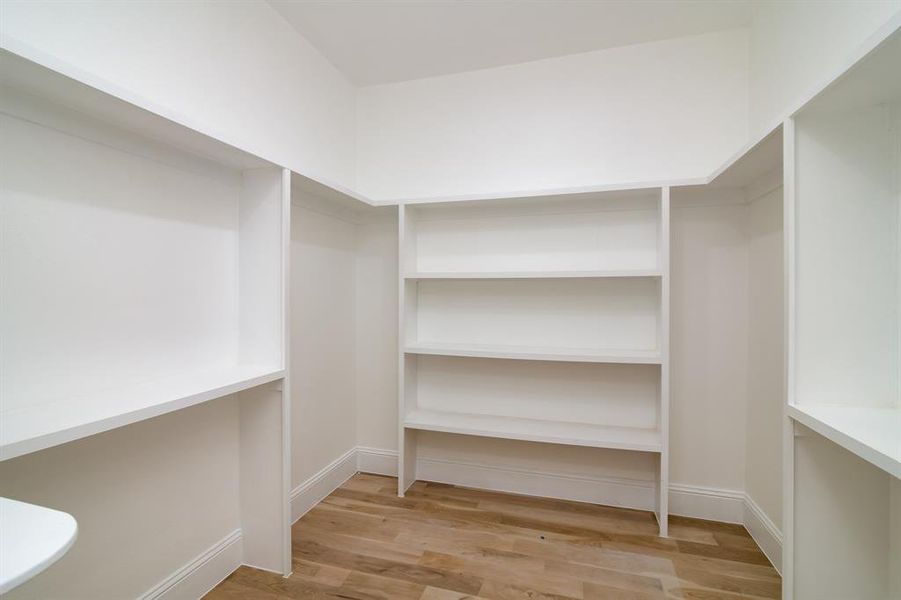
(419, 550, 583, 598)
(511, 538, 675, 577)
(419, 586, 491, 600)
(544, 558, 666, 596)
(336, 570, 426, 600)
(204, 474, 780, 600)
(295, 539, 484, 595)
(478, 579, 580, 600)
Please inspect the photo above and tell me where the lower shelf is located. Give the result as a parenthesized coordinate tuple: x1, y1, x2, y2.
(787, 404, 901, 479)
(404, 408, 662, 452)
(404, 342, 662, 364)
(1, 365, 285, 461)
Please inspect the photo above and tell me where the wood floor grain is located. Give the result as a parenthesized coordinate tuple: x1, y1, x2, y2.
(204, 474, 780, 600)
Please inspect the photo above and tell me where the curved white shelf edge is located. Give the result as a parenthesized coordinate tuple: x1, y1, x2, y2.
(787, 404, 901, 480)
(404, 408, 662, 453)
(0, 498, 78, 594)
(0, 365, 285, 462)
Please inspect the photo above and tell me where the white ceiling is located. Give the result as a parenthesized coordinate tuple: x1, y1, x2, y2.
(268, 0, 751, 86)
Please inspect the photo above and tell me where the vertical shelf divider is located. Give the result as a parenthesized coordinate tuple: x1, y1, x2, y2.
(236, 166, 292, 575)
(658, 187, 671, 537)
(398, 203, 418, 495)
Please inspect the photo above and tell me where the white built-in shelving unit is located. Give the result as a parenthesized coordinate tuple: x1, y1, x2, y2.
(397, 188, 671, 535)
(784, 25, 901, 600)
(0, 48, 292, 574)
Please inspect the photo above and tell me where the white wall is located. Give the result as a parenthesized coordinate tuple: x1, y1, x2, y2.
(291, 203, 358, 486)
(748, 0, 901, 136)
(670, 201, 749, 493)
(355, 213, 399, 453)
(0, 0, 357, 189)
(356, 29, 748, 202)
(745, 185, 784, 531)
(0, 400, 240, 600)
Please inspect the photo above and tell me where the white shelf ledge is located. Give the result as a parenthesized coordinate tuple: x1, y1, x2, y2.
(404, 409, 662, 452)
(787, 404, 901, 479)
(0, 365, 285, 462)
(405, 269, 661, 280)
(0, 498, 77, 594)
(405, 342, 662, 364)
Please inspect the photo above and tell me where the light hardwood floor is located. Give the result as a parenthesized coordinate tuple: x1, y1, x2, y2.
(205, 473, 780, 600)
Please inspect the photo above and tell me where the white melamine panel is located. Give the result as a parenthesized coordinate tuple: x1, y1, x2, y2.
(0, 365, 283, 462)
(793, 427, 896, 600)
(407, 192, 659, 274)
(411, 278, 660, 351)
(794, 103, 899, 410)
(787, 404, 901, 480)
(0, 114, 241, 414)
(409, 355, 660, 431)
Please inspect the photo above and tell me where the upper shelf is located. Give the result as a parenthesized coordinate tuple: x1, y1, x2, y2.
(797, 25, 901, 117)
(787, 404, 901, 480)
(405, 269, 661, 280)
(0, 365, 284, 462)
(0, 47, 270, 172)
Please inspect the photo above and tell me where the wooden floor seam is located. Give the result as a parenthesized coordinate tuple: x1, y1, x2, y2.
(205, 473, 781, 600)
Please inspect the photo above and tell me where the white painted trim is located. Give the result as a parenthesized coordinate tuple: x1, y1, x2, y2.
(137, 448, 783, 600)
(744, 494, 783, 574)
(669, 483, 745, 524)
(289, 447, 358, 523)
(138, 529, 242, 600)
(355, 446, 782, 570)
(356, 446, 399, 476)
(417, 454, 658, 511)
(356, 447, 747, 522)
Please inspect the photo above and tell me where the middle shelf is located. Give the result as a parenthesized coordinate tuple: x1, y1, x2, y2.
(404, 276, 662, 352)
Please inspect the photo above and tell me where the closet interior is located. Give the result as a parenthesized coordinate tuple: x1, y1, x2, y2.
(0, 13, 899, 600)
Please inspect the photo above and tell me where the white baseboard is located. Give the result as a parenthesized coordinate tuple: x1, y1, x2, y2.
(743, 494, 783, 574)
(142, 446, 782, 600)
(417, 454, 657, 511)
(138, 529, 242, 600)
(356, 445, 398, 476)
(669, 483, 745, 524)
(290, 447, 358, 523)
(354, 446, 782, 571)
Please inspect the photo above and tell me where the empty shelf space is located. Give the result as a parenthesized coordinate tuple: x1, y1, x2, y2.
(405, 269, 662, 280)
(404, 409, 662, 452)
(405, 342, 662, 364)
(0, 365, 285, 461)
(787, 404, 901, 479)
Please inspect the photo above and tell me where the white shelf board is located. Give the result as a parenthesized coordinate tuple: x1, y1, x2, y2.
(0, 365, 285, 461)
(405, 269, 661, 280)
(787, 404, 901, 480)
(404, 409, 662, 452)
(0, 498, 77, 594)
(405, 342, 661, 364)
